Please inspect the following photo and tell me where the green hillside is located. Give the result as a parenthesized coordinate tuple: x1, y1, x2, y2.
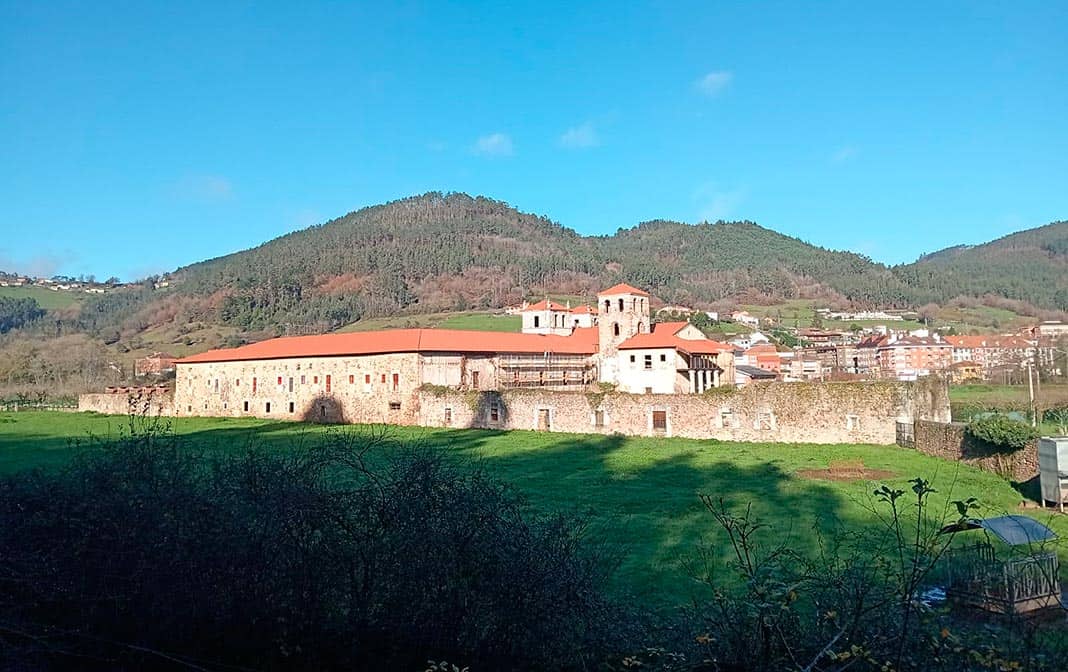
(35, 193, 1068, 340)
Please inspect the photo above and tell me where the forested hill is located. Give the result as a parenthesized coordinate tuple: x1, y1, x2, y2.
(70, 193, 1066, 335)
(897, 221, 1068, 311)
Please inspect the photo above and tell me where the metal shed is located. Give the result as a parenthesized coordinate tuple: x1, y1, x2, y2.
(941, 515, 1061, 614)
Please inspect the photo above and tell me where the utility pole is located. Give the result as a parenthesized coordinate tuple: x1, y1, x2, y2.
(1027, 361, 1036, 428)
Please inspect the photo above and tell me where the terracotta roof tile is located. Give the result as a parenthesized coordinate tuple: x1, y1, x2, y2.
(618, 322, 731, 354)
(522, 299, 571, 312)
(176, 327, 599, 364)
(597, 283, 650, 297)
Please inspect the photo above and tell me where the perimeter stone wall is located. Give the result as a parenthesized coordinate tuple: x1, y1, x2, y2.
(913, 420, 1039, 481)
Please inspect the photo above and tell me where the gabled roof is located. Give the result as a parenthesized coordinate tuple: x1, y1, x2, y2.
(176, 327, 600, 364)
(945, 335, 1032, 349)
(597, 283, 649, 297)
(736, 364, 777, 379)
(617, 322, 731, 354)
(570, 304, 597, 315)
(522, 299, 571, 312)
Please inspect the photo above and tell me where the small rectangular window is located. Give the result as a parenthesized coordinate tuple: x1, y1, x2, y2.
(265, 402, 271, 413)
(349, 374, 354, 384)
(243, 401, 249, 412)
(660, 354, 667, 362)
(444, 408, 452, 426)
(381, 374, 386, 383)
(288, 401, 295, 413)
(300, 375, 306, 384)
(277, 376, 282, 385)
(389, 401, 401, 411)
(392, 373, 399, 391)
(594, 410, 605, 427)
(490, 404, 500, 422)
(629, 355, 635, 363)
(213, 379, 219, 392)
(288, 377, 293, 393)
(252, 377, 257, 394)
(652, 410, 667, 431)
(644, 355, 653, 370)
(325, 374, 331, 392)
(235, 379, 240, 387)
(472, 371, 479, 388)
(365, 374, 371, 384)
(314, 376, 319, 385)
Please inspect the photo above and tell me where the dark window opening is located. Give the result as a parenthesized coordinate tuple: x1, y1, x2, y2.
(490, 404, 500, 422)
(265, 402, 271, 413)
(288, 401, 295, 413)
(349, 374, 354, 384)
(444, 408, 452, 426)
(533, 315, 540, 328)
(618, 298, 624, 311)
(594, 410, 605, 427)
(381, 374, 386, 383)
(313, 375, 318, 384)
(392, 373, 399, 391)
(365, 374, 371, 385)
(325, 374, 331, 392)
(604, 299, 610, 312)
(319, 405, 326, 418)
(613, 323, 620, 336)
(472, 371, 480, 388)
(652, 410, 667, 430)
(243, 401, 249, 412)
(644, 355, 653, 370)
(252, 377, 257, 394)
(389, 401, 401, 411)
(629, 354, 635, 363)
(277, 376, 282, 385)
(288, 377, 293, 392)
(660, 354, 667, 362)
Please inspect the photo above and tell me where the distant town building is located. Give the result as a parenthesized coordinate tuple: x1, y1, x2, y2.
(134, 352, 178, 377)
(730, 311, 760, 328)
(876, 335, 952, 381)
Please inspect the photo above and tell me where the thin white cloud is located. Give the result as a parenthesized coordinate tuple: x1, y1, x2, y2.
(559, 122, 599, 149)
(472, 132, 514, 157)
(693, 181, 746, 222)
(169, 174, 234, 202)
(831, 146, 859, 163)
(695, 70, 733, 97)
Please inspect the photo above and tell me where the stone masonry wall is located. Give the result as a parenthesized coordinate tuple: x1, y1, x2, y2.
(79, 391, 175, 417)
(118, 358, 950, 446)
(913, 420, 1039, 481)
(418, 379, 946, 444)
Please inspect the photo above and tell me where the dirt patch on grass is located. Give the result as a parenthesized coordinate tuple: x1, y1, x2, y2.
(797, 459, 897, 482)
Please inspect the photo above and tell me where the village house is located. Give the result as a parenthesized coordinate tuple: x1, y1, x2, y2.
(134, 352, 178, 377)
(947, 361, 983, 384)
(730, 310, 760, 328)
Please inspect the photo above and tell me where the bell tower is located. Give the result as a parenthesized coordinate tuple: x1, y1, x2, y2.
(596, 283, 650, 383)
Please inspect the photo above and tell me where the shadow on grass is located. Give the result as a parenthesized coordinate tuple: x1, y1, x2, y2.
(0, 414, 910, 610)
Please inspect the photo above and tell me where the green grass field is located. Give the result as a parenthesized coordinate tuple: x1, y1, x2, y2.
(338, 310, 520, 333)
(3, 410, 1064, 608)
(0, 285, 85, 310)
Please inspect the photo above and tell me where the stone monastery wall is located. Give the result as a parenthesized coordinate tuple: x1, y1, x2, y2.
(81, 352, 951, 444)
(418, 378, 948, 444)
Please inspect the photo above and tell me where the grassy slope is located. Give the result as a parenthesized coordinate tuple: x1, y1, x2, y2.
(2, 411, 1064, 608)
(0, 285, 84, 310)
(338, 311, 521, 333)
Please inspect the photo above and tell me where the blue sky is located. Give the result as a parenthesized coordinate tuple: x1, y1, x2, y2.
(1, 1, 1065, 280)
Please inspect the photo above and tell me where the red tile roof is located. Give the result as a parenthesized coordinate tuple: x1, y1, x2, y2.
(597, 283, 650, 297)
(176, 327, 600, 364)
(617, 322, 731, 354)
(944, 335, 1032, 349)
(570, 304, 597, 314)
(522, 299, 571, 312)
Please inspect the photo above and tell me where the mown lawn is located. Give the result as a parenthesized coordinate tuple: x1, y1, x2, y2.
(1, 411, 1064, 608)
